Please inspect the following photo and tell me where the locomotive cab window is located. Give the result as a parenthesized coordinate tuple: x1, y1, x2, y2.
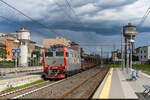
(45, 52, 53, 57)
(56, 51, 64, 56)
(66, 52, 69, 57)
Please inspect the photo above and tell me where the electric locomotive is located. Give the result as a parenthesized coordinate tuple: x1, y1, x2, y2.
(41, 47, 81, 80)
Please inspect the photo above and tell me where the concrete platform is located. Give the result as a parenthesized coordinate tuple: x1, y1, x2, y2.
(0, 72, 42, 92)
(0, 70, 42, 80)
(93, 68, 150, 100)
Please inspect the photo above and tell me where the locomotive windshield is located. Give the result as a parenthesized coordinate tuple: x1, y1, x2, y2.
(45, 52, 53, 57)
(44, 51, 65, 67)
(56, 51, 64, 56)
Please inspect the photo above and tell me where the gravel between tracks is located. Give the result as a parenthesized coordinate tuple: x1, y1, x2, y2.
(63, 67, 108, 99)
(18, 65, 109, 99)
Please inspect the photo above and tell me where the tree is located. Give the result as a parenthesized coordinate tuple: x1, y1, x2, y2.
(31, 50, 40, 59)
(0, 47, 7, 59)
(132, 55, 139, 61)
(31, 50, 41, 66)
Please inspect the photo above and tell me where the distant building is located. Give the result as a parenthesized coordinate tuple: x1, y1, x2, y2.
(35, 45, 42, 51)
(42, 36, 70, 48)
(111, 49, 122, 62)
(0, 32, 39, 61)
(0, 33, 17, 60)
(135, 46, 150, 64)
(70, 42, 80, 50)
(6, 39, 15, 60)
(80, 48, 84, 57)
(0, 33, 6, 37)
(28, 41, 36, 58)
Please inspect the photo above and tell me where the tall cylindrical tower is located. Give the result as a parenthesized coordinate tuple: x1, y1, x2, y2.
(123, 23, 136, 73)
(16, 28, 30, 67)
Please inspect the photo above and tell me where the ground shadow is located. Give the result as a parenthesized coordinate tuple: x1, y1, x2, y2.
(136, 92, 150, 100)
(121, 78, 137, 82)
(27, 72, 43, 75)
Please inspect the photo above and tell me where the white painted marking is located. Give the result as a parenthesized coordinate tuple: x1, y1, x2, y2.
(140, 72, 150, 78)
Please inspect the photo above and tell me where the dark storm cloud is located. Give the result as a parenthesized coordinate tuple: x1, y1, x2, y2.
(0, 0, 150, 52)
(0, 0, 138, 35)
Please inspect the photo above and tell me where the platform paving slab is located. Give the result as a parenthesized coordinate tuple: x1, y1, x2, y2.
(93, 68, 150, 99)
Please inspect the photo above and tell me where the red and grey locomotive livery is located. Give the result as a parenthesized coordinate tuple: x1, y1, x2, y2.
(42, 47, 81, 79)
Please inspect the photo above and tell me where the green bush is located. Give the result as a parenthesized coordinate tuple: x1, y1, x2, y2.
(133, 64, 150, 72)
(0, 60, 15, 68)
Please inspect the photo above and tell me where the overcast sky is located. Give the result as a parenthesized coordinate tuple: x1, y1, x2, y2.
(0, 0, 150, 55)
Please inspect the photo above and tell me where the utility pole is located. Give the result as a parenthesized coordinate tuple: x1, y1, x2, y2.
(121, 27, 124, 71)
(113, 44, 116, 67)
(101, 48, 103, 66)
(129, 35, 134, 71)
(126, 39, 129, 73)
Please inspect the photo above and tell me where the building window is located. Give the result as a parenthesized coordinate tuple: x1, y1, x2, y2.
(21, 41, 26, 45)
(66, 52, 69, 57)
(141, 51, 142, 53)
(8, 42, 10, 46)
(8, 51, 10, 56)
(144, 56, 146, 59)
(144, 50, 146, 53)
(45, 52, 53, 57)
(141, 56, 142, 59)
(13, 43, 15, 48)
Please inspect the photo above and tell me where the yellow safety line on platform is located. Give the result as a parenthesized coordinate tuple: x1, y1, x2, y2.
(99, 68, 113, 98)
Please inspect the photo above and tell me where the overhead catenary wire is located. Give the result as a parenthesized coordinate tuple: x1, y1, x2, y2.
(79, 43, 127, 47)
(137, 6, 150, 27)
(65, 0, 76, 14)
(53, 0, 75, 22)
(48, 0, 101, 44)
(64, 0, 106, 45)
(0, 15, 49, 36)
(52, 0, 83, 28)
(0, 16, 25, 28)
(0, 0, 62, 36)
(64, 0, 86, 26)
(52, 0, 82, 30)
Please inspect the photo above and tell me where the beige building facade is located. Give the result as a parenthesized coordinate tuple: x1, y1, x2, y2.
(42, 36, 70, 48)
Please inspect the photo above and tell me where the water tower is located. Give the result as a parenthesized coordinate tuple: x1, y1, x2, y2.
(16, 28, 30, 67)
(123, 23, 137, 73)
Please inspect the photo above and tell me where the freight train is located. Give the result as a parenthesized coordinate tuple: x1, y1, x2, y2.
(41, 47, 100, 80)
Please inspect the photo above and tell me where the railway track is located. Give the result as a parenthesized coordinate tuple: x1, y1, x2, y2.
(0, 65, 109, 99)
(58, 70, 101, 98)
(58, 66, 108, 99)
(0, 80, 51, 99)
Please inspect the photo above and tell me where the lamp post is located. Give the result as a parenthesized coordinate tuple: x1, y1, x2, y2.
(121, 26, 125, 71)
(129, 37, 134, 71)
(13, 39, 20, 69)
